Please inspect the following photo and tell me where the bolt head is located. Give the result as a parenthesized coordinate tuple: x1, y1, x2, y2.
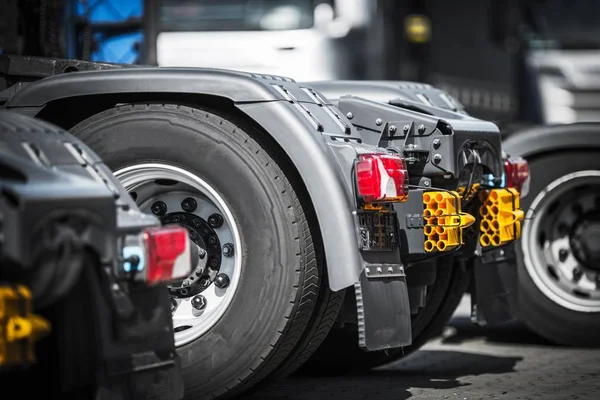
(559, 248, 569, 262)
(191, 295, 206, 311)
(375, 118, 383, 126)
(208, 213, 224, 228)
(222, 243, 234, 257)
(181, 197, 197, 212)
(151, 201, 167, 216)
(433, 138, 441, 148)
(214, 273, 230, 289)
(199, 277, 210, 287)
(403, 125, 410, 132)
(433, 154, 442, 164)
(209, 256, 220, 269)
(418, 124, 426, 133)
(389, 125, 397, 133)
(208, 236, 218, 246)
(346, 112, 354, 119)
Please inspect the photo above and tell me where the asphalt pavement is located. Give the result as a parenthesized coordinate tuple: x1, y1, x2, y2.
(243, 295, 600, 400)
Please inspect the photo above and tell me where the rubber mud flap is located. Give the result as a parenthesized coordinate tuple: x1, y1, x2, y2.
(355, 266, 412, 351)
(472, 245, 518, 326)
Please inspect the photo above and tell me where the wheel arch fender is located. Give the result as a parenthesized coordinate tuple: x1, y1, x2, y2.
(5, 69, 365, 291)
(503, 123, 600, 159)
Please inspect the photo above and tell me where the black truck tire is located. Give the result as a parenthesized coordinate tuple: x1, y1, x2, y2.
(515, 151, 600, 346)
(299, 256, 469, 374)
(70, 104, 342, 399)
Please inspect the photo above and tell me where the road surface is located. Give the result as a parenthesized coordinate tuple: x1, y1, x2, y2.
(244, 295, 600, 400)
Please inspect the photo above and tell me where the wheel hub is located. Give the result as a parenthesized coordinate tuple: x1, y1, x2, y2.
(570, 213, 600, 272)
(160, 211, 221, 297)
(113, 163, 242, 347)
(522, 170, 600, 312)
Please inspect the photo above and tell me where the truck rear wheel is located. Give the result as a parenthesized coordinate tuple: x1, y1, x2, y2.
(517, 151, 600, 346)
(300, 256, 468, 374)
(70, 104, 342, 399)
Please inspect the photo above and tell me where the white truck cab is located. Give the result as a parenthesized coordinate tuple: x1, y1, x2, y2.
(155, 0, 370, 81)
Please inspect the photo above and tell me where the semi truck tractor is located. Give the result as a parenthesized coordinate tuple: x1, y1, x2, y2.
(393, 0, 600, 347)
(0, 110, 189, 399)
(0, 54, 526, 398)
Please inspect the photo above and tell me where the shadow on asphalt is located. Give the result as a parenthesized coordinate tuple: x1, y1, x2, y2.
(241, 350, 522, 400)
(440, 317, 556, 347)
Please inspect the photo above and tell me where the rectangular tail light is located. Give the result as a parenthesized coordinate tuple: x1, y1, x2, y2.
(143, 225, 192, 285)
(356, 153, 409, 203)
(504, 156, 530, 197)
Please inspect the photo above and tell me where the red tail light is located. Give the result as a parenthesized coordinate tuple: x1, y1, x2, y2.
(143, 225, 192, 285)
(356, 153, 409, 203)
(504, 156, 530, 197)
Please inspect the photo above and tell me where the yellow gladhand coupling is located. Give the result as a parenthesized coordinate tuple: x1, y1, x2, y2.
(478, 188, 524, 247)
(0, 285, 50, 367)
(423, 191, 476, 252)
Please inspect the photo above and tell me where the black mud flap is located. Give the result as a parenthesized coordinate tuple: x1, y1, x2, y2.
(355, 264, 412, 351)
(471, 244, 518, 326)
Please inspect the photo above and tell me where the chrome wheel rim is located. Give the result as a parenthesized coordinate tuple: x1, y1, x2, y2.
(522, 170, 600, 312)
(114, 163, 242, 346)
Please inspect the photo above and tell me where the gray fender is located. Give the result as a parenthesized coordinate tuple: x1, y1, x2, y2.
(5, 67, 366, 291)
(503, 122, 600, 158)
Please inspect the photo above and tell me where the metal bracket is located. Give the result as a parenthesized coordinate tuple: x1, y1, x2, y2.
(480, 245, 517, 264)
(365, 263, 406, 279)
(406, 214, 425, 229)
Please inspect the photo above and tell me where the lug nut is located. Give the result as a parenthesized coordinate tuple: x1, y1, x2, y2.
(191, 295, 206, 311)
(222, 243, 234, 257)
(214, 273, 230, 289)
(181, 197, 197, 212)
(151, 201, 167, 216)
(208, 213, 224, 228)
(559, 248, 569, 262)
